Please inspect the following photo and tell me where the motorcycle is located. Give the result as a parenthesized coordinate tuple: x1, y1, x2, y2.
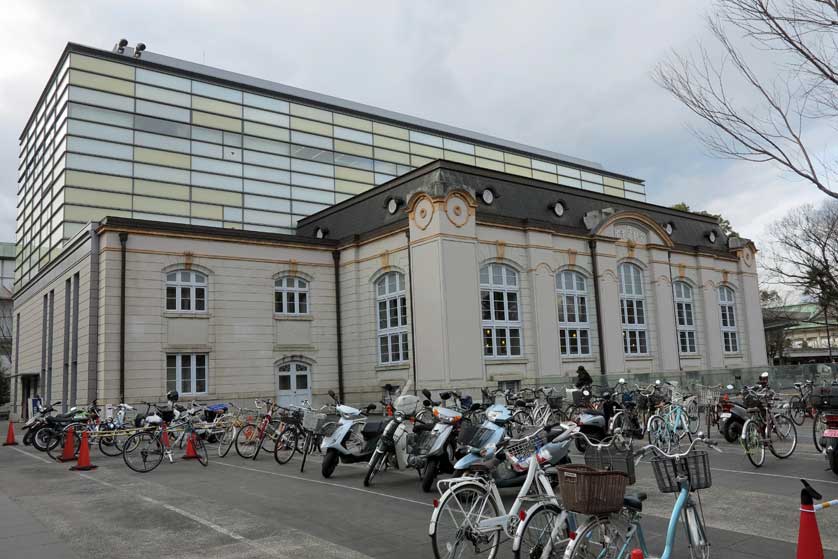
(812, 383, 838, 474)
(364, 381, 420, 487)
(320, 389, 380, 478)
(21, 400, 62, 448)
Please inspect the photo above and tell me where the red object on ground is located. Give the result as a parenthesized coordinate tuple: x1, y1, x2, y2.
(182, 432, 200, 460)
(798, 502, 825, 559)
(3, 420, 18, 446)
(57, 426, 77, 462)
(161, 425, 170, 447)
(630, 549, 644, 559)
(69, 431, 97, 471)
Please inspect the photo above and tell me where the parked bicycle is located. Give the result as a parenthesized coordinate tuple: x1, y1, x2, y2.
(740, 386, 797, 467)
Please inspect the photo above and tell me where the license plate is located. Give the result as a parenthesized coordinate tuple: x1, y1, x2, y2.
(823, 429, 838, 438)
(720, 413, 731, 420)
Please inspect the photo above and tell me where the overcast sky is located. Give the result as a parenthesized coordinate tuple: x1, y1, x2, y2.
(0, 0, 830, 255)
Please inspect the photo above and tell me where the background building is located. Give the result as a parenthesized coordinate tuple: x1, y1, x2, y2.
(9, 43, 766, 415)
(763, 303, 836, 364)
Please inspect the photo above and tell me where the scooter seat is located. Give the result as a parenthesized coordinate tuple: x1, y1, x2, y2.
(363, 421, 386, 436)
(623, 492, 647, 511)
(581, 409, 604, 416)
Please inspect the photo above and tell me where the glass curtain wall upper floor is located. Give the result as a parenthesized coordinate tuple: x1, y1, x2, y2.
(16, 49, 646, 289)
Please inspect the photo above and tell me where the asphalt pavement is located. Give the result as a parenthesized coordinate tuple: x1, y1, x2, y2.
(1, 420, 837, 559)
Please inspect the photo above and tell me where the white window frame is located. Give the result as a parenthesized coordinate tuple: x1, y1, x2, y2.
(673, 281, 697, 354)
(376, 272, 409, 365)
(165, 270, 207, 312)
(618, 262, 648, 355)
(718, 286, 739, 353)
(166, 352, 207, 395)
(556, 270, 591, 356)
(274, 276, 309, 315)
(480, 263, 523, 359)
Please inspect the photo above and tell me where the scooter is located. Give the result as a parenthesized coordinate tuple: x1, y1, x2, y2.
(811, 382, 838, 474)
(320, 389, 380, 478)
(719, 384, 749, 443)
(364, 381, 420, 487)
(574, 389, 615, 452)
(408, 398, 465, 492)
(22, 401, 62, 448)
(454, 408, 574, 488)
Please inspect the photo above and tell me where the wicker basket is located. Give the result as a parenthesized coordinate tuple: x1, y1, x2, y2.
(558, 465, 629, 515)
(584, 444, 636, 485)
(651, 451, 712, 493)
(302, 410, 327, 434)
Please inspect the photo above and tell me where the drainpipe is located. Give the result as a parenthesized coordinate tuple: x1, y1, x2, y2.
(589, 239, 607, 375)
(668, 251, 682, 371)
(405, 229, 418, 395)
(119, 233, 127, 404)
(332, 250, 345, 401)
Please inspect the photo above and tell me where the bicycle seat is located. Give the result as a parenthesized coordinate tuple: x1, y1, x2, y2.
(623, 493, 647, 511)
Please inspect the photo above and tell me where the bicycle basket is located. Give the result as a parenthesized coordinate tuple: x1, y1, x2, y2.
(651, 450, 712, 493)
(505, 431, 544, 472)
(547, 396, 564, 410)
(570, 389, 587, 406)
(302, 410, 328, 434)
(809, 387, 838, 410)
(558, 465, 629, 515)
(584, 444, 636, 485)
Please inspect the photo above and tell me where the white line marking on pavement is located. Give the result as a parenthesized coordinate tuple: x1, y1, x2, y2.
(216, 460, 434, 508)
(10, 446, 58, 465)
(712, 466, 838, 485)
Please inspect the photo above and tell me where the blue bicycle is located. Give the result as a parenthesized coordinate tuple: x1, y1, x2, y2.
(563, 436, 721, 559)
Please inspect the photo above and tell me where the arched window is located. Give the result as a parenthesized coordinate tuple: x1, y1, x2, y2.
(480, 263, 522, 358)
(618, 263, 647, 355)
(275, 276, 309, 315)
(165, 270, 207, 312)
(673, 281, 696, 354)
(376, 272, 408, 364)
(556, 270, 590, 356)
(719, 286, 739, 353)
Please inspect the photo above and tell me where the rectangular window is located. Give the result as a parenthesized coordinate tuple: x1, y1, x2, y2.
(166, 352, 208, 395)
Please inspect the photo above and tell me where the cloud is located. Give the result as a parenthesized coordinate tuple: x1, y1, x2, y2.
(0, 0, 833, 262)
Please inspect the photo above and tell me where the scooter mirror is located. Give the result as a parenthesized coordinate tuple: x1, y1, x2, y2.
(423, 399, 432, 407)
(366, 403, 377, 412)
(422, 388, 432, 399)
(328, 389, 336, 398)
(470, 403, 482, 411)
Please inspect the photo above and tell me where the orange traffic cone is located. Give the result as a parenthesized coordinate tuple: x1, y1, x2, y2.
(3, 420, 18, 446)
(182, 432, 200, 460)
(57, 426, 77, 462)
(630, 549, 644, 559)
(161, 425, 170, 448)
(798, 482, 825, 559)
(70, 431, 97, 471)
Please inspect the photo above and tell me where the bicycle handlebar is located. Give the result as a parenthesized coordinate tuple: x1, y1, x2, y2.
(636, 435, 722, 463)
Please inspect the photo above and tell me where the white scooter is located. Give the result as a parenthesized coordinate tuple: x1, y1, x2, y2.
(363, 380, 420, 487)
(319, 389, 380, 478)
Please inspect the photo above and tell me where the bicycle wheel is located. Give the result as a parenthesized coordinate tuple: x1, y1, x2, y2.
(431, 484, 500, 559)
(647, 415, 671, 454)
(513, 502, 569, 559)
(768, 413, 797, 459)
(217, 424, 237, 458)
(509, 410, 532, 438)
(788, 395, 805, 426)
(742, 420, 765, 468)
(813, 411, 827, 452)
(235, 423, 261, 459)
(123, 431, 164, 473)
(192, 435, 209, 467)
(686, 400, 700, 435)
(683, 502, 710, 559)
(273, 424, 298, 465)
(564, 516, 627, 559)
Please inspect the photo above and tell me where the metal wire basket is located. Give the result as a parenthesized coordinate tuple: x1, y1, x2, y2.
(547, 396, 564, 410)
(584, 444, 636, 485)
(695, 385, 722, 408)
(558, 465, 629, 515)
(506, 429, 545, 471)
(302, 410, 328, 434)
(651, 450, 712, 493)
